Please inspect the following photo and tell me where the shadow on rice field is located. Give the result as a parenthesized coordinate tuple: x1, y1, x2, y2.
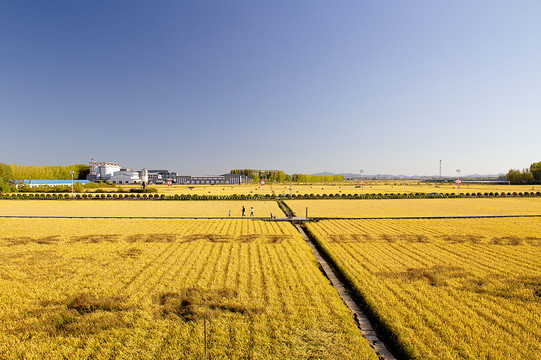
(377, 266, 541, 302)
(326, 233, 541, 245)
(156, 288, 264, 322)
(13, 293, 133, 336)
(1, 234, 292, 245)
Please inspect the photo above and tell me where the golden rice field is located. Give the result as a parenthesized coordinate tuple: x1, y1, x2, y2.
(306, 218, 541, 359)
(0, 218, 377, 360)
(3, 197, 541, 359)
(0, 200, 284, 218)
(129, 182, 538, 197)
(286, 198, 541, 217)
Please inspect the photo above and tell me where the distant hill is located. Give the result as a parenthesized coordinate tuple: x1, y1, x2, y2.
(312, 172, 336, 176)
(312, 172, 505, 180)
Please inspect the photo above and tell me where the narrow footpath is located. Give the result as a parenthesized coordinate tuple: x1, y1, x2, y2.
(277, 199, 397, 360)
(294, 223, 397, 360)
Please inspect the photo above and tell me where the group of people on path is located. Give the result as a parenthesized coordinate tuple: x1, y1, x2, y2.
(229, 206, 254, 217)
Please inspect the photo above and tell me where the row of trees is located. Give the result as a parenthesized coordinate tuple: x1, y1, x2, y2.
(291, 174, 344, 182)
(230, 169, 290, 183)
(8, 164, 90, 180)
(0, 163, 14, 192)
(230, 169, 344, 183)
(3, 191, 539, 201)
(506, 161, 541, 184)
(17, 181, 119, 193)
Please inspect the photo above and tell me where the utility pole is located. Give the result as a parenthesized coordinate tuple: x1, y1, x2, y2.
(289, 179, 292, 197)
(456, 169, 461, 195)
(70, 171, 74, 198)
(360, 170, 364, 196)
(204, 316, 207, 360)
(439, 160, 442, 179)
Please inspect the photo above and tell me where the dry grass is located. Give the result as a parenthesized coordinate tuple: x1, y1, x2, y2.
(156, 288, 263, 322)
(286, 198, 541, 217)
(0, 199, 284, 217)
(308, 218, 541, 359)
(0, 218, 378, 360)
(377, 266, 469, 287)
(1, 232, 292, 246)
(13, 293, 131, 337)
(143, 182, 539, 196)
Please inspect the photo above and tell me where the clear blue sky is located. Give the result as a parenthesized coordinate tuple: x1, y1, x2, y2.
(1, 1, 540, 176)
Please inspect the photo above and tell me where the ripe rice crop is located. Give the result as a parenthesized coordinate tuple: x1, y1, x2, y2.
(0, 200, 284, 218)
(286, 198, 541, 217)
(306, 218, 541, 359)
(111, 182, 539, 197)
(8, 182, 538, 198)
(0, 218, 377, 359)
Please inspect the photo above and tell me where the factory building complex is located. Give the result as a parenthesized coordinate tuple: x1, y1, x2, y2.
(87, 159, 248, 185)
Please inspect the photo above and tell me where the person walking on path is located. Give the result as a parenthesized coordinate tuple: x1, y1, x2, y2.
(250, 207, 254, 217)
(242, 206, 245, 217)
(228, 209, 231, 217)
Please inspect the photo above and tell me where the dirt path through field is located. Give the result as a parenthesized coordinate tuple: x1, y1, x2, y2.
(294, 223, 398, 360)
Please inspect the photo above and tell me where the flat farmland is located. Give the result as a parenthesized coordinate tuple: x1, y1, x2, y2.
(286, 198, 541, 217)
(0, 200, 284, 218)
(0, 218, 377, 359)
(306, 218, 541, 359)
(121, 182, 539, 197)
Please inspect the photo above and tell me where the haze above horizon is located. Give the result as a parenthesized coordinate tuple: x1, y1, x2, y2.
(1, 1, 540, 177)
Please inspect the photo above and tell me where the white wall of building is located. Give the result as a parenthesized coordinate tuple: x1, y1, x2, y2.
(90, 161, 148, 185)
(109, 171, 138, 184)
(99, 164, 121, 178)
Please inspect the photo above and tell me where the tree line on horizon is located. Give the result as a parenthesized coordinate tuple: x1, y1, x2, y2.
(0, 163, 92, 193)
(5, 162, 539, 190)
(230, 169, 344, 183)
(506, 161, 541, 184)
(3, 164, 90, 181)
(0, 163, 14, 192)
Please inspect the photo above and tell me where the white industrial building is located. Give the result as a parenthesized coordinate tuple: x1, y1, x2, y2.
(86, 159, 148, 185)
(176, 174, 248, 185)
(148, 170, 178, 184)
(86, 158, 248, 185)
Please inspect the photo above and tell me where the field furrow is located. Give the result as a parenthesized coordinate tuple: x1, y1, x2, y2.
(307, 217, 541, 360)
(0, 218, 377, 359)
